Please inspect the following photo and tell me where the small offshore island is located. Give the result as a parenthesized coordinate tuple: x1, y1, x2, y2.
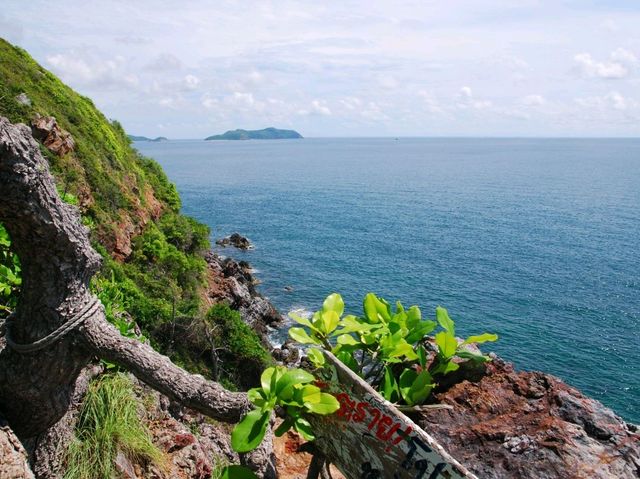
(128, 135, 168, 142)
(205, 127, 303, 140)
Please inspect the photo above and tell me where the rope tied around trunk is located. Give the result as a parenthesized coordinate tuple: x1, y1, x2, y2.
(2, 296, 101, 353)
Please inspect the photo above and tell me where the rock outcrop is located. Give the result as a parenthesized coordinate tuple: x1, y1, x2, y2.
(216, 233, 254, 250)
(204, 252, 282, 339)
(417, 355, 640, 479)
(30, 115, 75, 157)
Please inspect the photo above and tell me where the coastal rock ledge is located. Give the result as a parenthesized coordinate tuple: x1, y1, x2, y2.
(417, 355, 639, 479)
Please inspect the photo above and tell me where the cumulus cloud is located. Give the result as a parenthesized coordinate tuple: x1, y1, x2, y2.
(521, 95, 546, 107)
(145, 53, 183, 72)
(298, 100, 332, 116)
(183, 74, 200, 90)
(46, 51, 139, 89)
(575, 91, 635, 111)
(573, 50, 636, 79)
(457, 86, 492, 110)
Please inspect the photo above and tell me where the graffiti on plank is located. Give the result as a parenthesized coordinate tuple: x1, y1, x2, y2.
(307, 351, 478, 479)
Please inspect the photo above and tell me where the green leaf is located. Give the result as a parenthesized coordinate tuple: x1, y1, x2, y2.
(260, 368, 276, 396)
(247, 388, 266, 408)
(336, 350, 359, 373)
(408, 370, 434, 405)
(417, 345, 428, 369)
(289, 312, 318, 332)
(288, 327, 318, 345)
(436, 306, 455, 335)
(276, 369, 315, 397)
(336, 334, 359, 346)
(405, 320, 437, 344)
(382, 366, 399, 402)
(274, 417, 295, 437)
(294, 417, 315, 441)
(307, 348, 325, 368)
(221, 465, 259, 479)
(319, 310, 340, 334)
(231, 410, 271, 452)
(303, 391, 340, 415)
(456, 350, 491, 362)
(333, 315, 374, 335)
(363, 293, 390, 323)
(405, 305, 422, 328)
(462, 333, 498, 345)
(399, 369, 418, 404)
(322, 293, 344, 317)
(431, 359, 460, 375)
(435, 331, 458, 359)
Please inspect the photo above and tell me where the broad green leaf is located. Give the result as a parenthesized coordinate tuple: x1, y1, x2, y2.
(231, 410, 270, 452)
(399, 369, 418, 404)
(408, 370, 434, 405)
(435, 331, 458, 359)
(274, 417, 295, 437)
(337, 334, 359, 346)
(417, 345, 428, 369)
(395, 301, 405, 313)
(294, 417, 315, 441)
(382, 366, 399, 402)
(431, 359, 460, 375)
(247, 388, 267, 409)
(436, 306, 455, 335)
(457, 350, 491, 362)
(260, 368, 275, 396)
(221, 465, 259, 479)
(405, 320, 437, 344)
(307, 348, 325, 368)
(336, 350, 359, 373)
(332, 315, 375, 335)
(288, 327, 318, 345)
(462, 333, 498, 345)
(276, 369, 314, 396)
(320, 310, 340, 334)
(304, 392, 340, 415)
(289, 312, 318, 332)
(363, 293, 390, 323)
(322, 293, 344, 317)
(406, 306, 422, 328)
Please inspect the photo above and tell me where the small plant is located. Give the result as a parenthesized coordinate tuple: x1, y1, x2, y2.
(64, 373, 164, 479)
(289, 293, 498, 407)
(231, 366, 340, 453)
(0, 223, 21, 318)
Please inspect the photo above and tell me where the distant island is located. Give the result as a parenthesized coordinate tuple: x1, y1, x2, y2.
(205, 127, 303, 140)
(128, 135, 168, 142)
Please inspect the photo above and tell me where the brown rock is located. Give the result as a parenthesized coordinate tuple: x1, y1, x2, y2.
(30, 115, 75, 157)
(417, 357, 640, 479)
(216, 233, 253, 250)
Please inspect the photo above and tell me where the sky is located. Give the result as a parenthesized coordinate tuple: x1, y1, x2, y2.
(1, 1, 640, 138)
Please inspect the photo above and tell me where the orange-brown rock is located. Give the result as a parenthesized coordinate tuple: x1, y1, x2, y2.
(30, 115, 75, 157)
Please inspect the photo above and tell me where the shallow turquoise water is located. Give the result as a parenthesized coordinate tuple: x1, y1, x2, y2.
(136, 138, 640, 423)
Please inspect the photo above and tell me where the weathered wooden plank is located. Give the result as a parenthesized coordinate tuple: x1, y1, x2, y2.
(308, 351, 478, 479)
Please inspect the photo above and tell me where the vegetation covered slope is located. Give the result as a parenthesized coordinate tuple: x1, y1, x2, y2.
(0, 38, 268, 384)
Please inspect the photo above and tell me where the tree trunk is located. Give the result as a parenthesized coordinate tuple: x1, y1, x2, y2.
(0, 118, 274, 476)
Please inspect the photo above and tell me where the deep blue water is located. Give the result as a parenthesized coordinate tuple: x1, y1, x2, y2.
(135, 138, 640, 424)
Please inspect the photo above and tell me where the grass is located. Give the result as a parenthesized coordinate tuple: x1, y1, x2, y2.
(64, 374, 164, 479)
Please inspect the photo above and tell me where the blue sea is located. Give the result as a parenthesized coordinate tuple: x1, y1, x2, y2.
(135, 138, 640, 424)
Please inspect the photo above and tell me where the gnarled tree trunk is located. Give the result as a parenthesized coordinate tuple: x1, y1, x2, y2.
(0, 118, 275, 477)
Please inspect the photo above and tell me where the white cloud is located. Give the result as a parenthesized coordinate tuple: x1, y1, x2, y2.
(46, 52, 139, 89)
(521, 94, 546, 106)
(574, 52, 628, 79)
(457, 86, 492, 110)
(183, 74, 200, 90)
(610, 48, 638, 66)
(575, 91, 637, 111)
(309, 100, 332, 116)
(145, 53, 183, 72)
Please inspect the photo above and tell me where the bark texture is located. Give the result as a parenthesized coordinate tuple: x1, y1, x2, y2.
(0, 117, 274, 477)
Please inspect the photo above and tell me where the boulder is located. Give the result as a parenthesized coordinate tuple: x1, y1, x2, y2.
(30, 115, 75, 157)
(216, 233, 253, 250)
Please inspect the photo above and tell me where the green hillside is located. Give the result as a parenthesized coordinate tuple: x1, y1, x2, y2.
(0, 38, 266, 381)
